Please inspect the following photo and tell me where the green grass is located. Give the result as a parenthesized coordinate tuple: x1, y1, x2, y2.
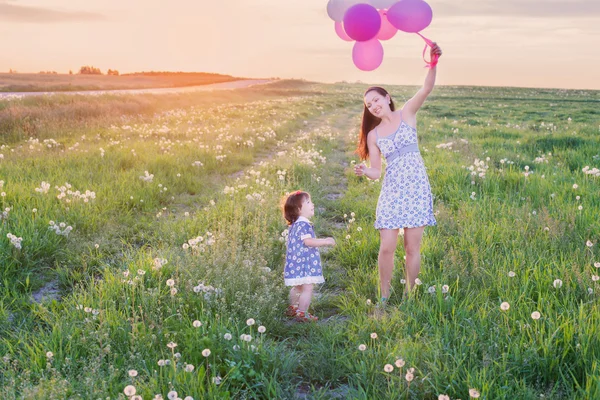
(0, 81, 599, 399)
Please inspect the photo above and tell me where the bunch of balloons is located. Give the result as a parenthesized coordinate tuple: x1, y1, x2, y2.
(327, 0, 437, 71)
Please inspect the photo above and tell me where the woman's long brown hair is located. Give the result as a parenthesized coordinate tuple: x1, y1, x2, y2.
(356, 86, 395, 160)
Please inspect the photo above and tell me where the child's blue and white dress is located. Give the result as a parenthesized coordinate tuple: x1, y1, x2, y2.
(284, 216, 324, 286)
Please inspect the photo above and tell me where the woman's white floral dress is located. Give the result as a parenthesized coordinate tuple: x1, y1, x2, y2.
(374, 120, 436, 230)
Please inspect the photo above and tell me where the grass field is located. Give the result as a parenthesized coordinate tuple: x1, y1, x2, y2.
(0, 72, 244, 92)
(0, 80, 599, 399)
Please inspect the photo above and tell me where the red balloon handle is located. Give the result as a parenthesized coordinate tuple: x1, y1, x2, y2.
(416, 32, 439, 69)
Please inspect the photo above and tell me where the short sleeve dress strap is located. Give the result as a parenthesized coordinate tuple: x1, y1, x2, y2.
(295, 221, 313, 241)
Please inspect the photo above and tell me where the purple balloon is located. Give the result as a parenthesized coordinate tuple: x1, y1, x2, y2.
(343, 3, 381, 42)
(334, 21, 352, 42)
(352, 39, 384, 71)
(387, 0, 432, 33)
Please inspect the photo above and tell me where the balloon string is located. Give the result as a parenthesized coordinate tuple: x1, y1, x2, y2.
(416, 32, 438, 69)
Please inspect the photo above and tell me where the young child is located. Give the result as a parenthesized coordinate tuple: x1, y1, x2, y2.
(282, 190, 335, 322)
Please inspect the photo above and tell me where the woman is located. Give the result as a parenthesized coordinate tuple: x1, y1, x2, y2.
(354, 43, 442, 304)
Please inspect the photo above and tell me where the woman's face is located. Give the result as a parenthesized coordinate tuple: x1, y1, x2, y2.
(364, 91, 390, 118)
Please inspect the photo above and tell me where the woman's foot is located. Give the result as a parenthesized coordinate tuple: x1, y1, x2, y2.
(370, 297, 389, 319)
(294, 311, 318, 322)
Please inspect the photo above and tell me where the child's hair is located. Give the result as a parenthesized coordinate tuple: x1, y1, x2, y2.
(282, 190, 310, 226)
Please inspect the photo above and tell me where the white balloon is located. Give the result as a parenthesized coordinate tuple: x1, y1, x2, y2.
(368, 0, 398, 9)
(327, 0, 363, 22)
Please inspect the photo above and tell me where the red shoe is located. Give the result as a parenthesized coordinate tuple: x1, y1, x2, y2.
(285, 305, 299, 318)
(294, 311, 318, 323)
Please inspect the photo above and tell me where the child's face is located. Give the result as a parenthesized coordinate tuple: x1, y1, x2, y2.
(299, 196, 314, 219)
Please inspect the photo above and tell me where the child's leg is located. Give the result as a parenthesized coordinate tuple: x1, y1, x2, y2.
(289, 286, 301, 306)
(297, 284, 314, 312)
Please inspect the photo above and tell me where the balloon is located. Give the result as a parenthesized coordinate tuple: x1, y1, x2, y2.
(326, 0, 362, 22)
(368, 0, 399, 9)
(376, 10, 397, 40)
(343, 4, 381, 42)
(334, 21, 353, 42)
(387, 0, 433, 33)
(352, 39, 384, 71)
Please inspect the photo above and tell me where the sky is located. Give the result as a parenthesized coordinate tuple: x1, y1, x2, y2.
(1, 0, 599, 90)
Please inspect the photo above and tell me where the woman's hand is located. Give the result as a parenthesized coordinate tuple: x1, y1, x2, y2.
(354, 163, 367, 177)
(430, 42, 442, 59)
(326, 237, 336, 246)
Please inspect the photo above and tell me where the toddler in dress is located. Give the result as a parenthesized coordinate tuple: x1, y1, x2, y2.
(282, 190, 336, 322)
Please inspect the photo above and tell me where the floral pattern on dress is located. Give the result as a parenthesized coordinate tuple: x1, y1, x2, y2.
(374, 121, 437, 230)
(284, 217, 324, 286)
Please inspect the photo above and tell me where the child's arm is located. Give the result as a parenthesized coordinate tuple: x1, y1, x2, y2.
(303, 237, 336, 248)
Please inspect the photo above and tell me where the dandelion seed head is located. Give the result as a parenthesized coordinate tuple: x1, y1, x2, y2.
(553, 279, 563, 288)
(167, 391, 178, 400)
(123, 385, 136, 396)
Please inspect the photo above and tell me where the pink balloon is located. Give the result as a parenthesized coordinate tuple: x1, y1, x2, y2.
(377, 10, 397, 41)
(352, 39, 384, 71)
(343, 3, 381, 42)
(334, 21, 352, 42)
(387, 0, 432, 33)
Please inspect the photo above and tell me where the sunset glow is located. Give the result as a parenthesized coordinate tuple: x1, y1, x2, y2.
(1, 0, 599, 89)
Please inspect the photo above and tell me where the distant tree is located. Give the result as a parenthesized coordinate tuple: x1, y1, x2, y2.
(9, 68, 17, 74)
(79, 65, 102, 75)
(69, 70, 73, 75)
(107, 69, 120, 76)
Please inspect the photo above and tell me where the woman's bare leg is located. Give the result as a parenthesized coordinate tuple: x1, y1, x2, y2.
(403, 226, 425, 291)
(378, 229, 400, 299)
